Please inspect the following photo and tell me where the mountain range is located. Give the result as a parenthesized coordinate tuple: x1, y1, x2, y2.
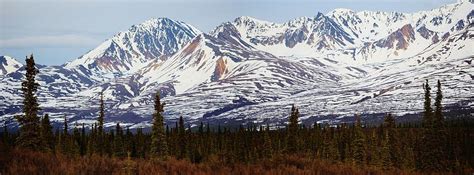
(1, 1, 473, 129)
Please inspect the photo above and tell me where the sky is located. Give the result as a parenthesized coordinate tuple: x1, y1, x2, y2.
(0, 0, 457, 65)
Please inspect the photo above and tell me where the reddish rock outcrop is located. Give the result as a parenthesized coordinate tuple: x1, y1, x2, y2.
(212, 57, 228, 81)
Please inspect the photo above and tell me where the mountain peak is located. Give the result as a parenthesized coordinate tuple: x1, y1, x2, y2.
(137, 18, 180, 28)
(328, 8, 355, 16)
(65, 18, 201, 76)
(0, 55, 22, 75)
(233, 16, 274, 26)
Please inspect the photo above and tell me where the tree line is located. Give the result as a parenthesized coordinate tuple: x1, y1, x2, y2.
(1, 55, 473, 173)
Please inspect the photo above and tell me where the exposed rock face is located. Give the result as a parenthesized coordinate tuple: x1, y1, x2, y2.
(212, 57, 228, 81)
(284, 27, 309, 48)
(417, 26, 435, 39)
(212, 23, 254, 49)
(181, 35, 202, 57)
(375, 24, 415, 50)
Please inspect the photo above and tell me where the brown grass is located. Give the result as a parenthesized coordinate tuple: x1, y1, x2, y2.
(1, 148, 465, 175)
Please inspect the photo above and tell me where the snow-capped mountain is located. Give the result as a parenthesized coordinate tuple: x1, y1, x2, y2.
(65, 18, 201, 78)
(225, 1, 473, 61)
(82, 30, 353, 124)
(1, 1, 473, 128)
(0, 56, 22, 76)
(230, 14, 357, 57)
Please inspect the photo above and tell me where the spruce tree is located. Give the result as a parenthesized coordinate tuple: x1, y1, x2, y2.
(40, 114, 54, 150)
(114, 123, 125, 157)
(97, 92, 105, 155)
(384, 113, 402, 168)
(287, 104, 299, 153)
(352, 114, 366, 166)
(422, 80, 433, 128)
(63, 116, 68, 134)
(262, 124, 272, 159)
(15, 54, 46, 151)
(435, 80, 448, 169)
(150, 92, 168, 159)
(178, 116, 186, 159)
(60, 116, 69, 154)
(98, 92, 105, 135)
(419, 79, 446, 171)
(418, 80, 431, 170)
(432, 80, 447, 170)
(434, 80, 445, 128)
(80, 123, 86, 156)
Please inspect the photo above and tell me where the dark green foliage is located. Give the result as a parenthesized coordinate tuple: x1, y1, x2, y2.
(287, 104, 299, 153)
(150, 92, 168, 159)
(40, 114, 54, 150)
(262, 124, 272, 159)
(178, 116, 186, 159)
(352, 115, 366, 166)
(422, 80, 433, 128)
(113, 123, 125, 157)
(15, 55, 46, 151)
(98, 92, 105, 134)
(434, 80, 444, 128)
(418, 80, 447, 171)
(384, 114, 402, 168)
(80, 123, 86, 156)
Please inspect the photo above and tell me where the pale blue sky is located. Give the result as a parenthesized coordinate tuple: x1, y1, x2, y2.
(0, 0, 457, 65)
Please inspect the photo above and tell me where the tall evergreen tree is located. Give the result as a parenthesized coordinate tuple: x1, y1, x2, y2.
(418, 80, 432, 170)
(287, 104, 299, 153)
(352, 114, 366, 166)
(40, 114, 54, 150)
(114, 123, 125, 157)
(384, 113, 402, 168)
(433, 80, 444, 128)
(178, 116, 186, 159)
(419, 79, 446, 171)
(97, 92, 105, 155)
(262, 124, 272, 159)
(63, 116, 68, 135)
(15, 54, 46, 151)
(80, 123, 86, 156)
(422, 80, 433, 128)
(434, 80, 448, 169)
(59, 116, 70, 154)
(98, 92, 105, 135)
(150, 92, 168, 159)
